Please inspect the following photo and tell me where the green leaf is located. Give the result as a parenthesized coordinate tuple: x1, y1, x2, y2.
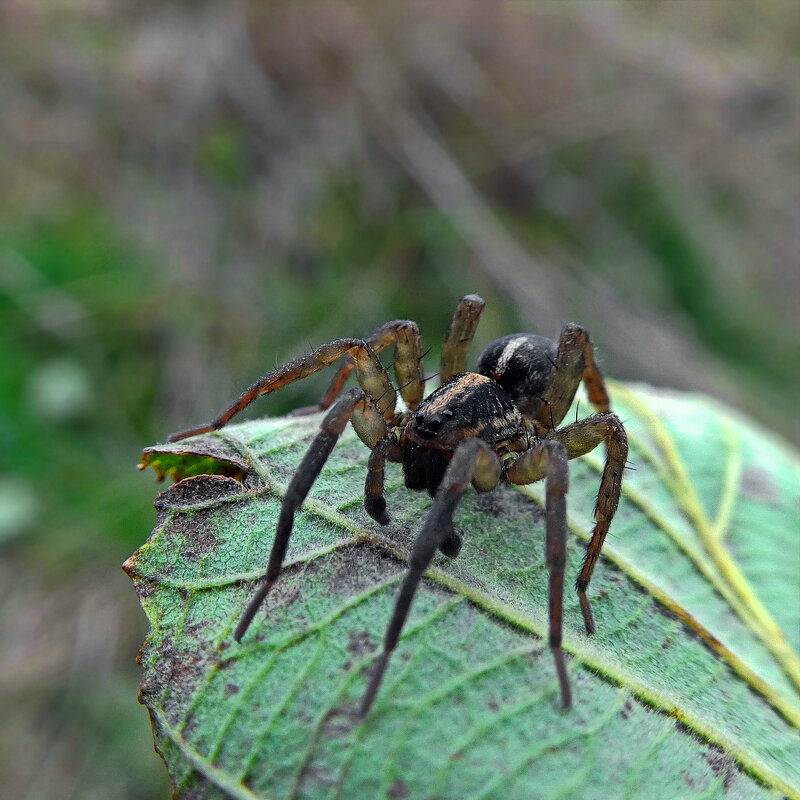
(127, 383, 800, 799)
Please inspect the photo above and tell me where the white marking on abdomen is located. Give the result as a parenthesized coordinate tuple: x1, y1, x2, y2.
(496, 337, 528, 374)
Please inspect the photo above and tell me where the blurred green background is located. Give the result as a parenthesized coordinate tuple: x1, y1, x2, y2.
(1, 2, 798, 798)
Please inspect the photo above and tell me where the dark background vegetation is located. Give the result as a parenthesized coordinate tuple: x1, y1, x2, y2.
(1, 2, 798, 797)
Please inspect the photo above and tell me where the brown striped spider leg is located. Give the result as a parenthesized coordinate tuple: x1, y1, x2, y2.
(290, 319, 426, 416)
(167, 338, 397, 441)
(293, 293, 486, 416)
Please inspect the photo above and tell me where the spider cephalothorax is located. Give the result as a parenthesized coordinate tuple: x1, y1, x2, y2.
(403, 373, 525, 494)
(167, 294, 628, 715)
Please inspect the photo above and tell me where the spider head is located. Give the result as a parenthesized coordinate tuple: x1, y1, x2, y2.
(412, 408, 455, 440)
(477, 333, 558, 415)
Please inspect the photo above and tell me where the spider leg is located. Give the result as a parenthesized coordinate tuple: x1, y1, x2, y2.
(364, 438, 391, 525)
(535, 324, 610, 432)
(510, 412, 627, 636)
(504, 440, 572, 709)
(168, 338, 396, 441)
(360, 437, 500, 717)
(440, 294, 485, 383)
(290, 360, 354, 417)
(294, 319, 425, 415)
(559, 414, 627, 634)
(234, 389, 376, 642)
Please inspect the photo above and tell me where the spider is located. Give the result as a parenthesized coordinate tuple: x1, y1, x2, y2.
(168, 294, 628, 715)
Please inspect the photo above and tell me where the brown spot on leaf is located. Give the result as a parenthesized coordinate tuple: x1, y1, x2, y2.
(154, 474, 245, 510)
(525, 648, 545, 664)
(164, 500, 245, 561)
(620, 697, 634, 719)
(131, 578, 157, 601)
(347, 630, 376, 658)
(138, 632, 209, 713)
(704, 745, 737, 790)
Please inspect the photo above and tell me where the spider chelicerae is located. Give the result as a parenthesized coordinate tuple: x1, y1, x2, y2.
(168, 294, 628, 715)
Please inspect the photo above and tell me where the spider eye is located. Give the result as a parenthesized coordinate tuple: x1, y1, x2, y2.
(415, 413, 444, 439)
(441, 409, 455, 420)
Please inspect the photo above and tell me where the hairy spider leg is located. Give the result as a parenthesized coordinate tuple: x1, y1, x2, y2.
(290, 292, 484, 417)
(234, 389, 387, 642)
(542, 441, 572, 709)
(557, 413, 627, 634)
(509, 412, 627, 636)
(294, 320, 426, 416)
(535, 324, 611, 432)
(503, 440, 572, 708)
(439, 294, 486, 383)
(167, 339, 396, 441)
(360, 438, 500, 717)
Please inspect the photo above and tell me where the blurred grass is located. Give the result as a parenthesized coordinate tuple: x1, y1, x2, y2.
(1, 1, 798, 798)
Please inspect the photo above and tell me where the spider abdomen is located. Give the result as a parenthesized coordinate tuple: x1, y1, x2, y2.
(477, 333, 558, 415)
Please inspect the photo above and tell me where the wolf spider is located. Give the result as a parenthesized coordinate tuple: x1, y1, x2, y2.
(168, 294, 628, 714)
